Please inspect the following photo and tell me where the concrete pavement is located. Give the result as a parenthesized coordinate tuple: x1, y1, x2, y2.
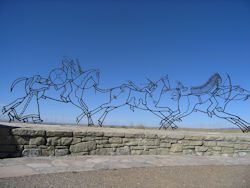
(1, 155, 250, 178)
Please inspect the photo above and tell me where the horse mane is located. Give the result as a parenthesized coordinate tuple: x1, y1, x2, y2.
(190, 73, 222, 94)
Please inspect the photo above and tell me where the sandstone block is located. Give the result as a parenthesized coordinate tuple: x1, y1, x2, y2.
(157, 148, 169, 155)
(182, 140, 203, 146)
(184, 135, 204, 140)
(224, 137, 237, 142)
(131, 150, 143, 155)
(212, 146, 222, 151)
(124, 133, 144, 138)
(71, 138, 82, 144)
(47, 137, 60, 146)
(70, 141, 96, 153)
(22, 148, 41, 157)
(160, 143, 171, 148)
(140, 139, 159, 146)
(29, 137, 45, 145)
(234, 144, 249, 150)
(167, 135, 184, 140)
(145, 134, 158, 139)
(11, 129, 45, 136)
(203, 141, 216, 147)
(183, 149, 194, 155)
(222, 147, 234, 154)
(104, 132, 125, 137)
(237, 137, 250, 142)
(195, 146, 208, 152)
(170, 144, 183, 152)
(46, 131, 72, 137)
(41, 146, 54, 156)
(217, 142, 234, 147)
(95, 148, 115, 155)
(116, 146, 130, 155)
(109, 137, 123, 144)
(55, 149, 69, 156)
(60, 137, 73, 146)
(96, 140, 109, 144)
(13, 136, 29, 145)
(204, 136, 224, 141)
(73, 131, 87, 137)
(87, 131, 104, 137)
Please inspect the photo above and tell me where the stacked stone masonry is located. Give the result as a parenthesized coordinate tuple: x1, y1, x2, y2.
(0, 124, 250, 158)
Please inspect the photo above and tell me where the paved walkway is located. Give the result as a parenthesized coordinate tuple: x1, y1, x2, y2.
(1, 155, 250, 178)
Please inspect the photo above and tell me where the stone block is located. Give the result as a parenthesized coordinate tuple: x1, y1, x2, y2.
(224, 137, 237, 142)
(29, 137, 45, 145)
(145, 134, 158, 139)
(234, 144, 249, 150)
(96, 140, 109, 144)
(131, 150, 143, 155)
(170, 144, 183, 152)
(203, 141, 216, 147)
(183, 149, 194, 155)
(47, 137, 60, 146)
(217, 142, 234, 147)
(46, 131, 72, 137)
(95, 148, 115, 155)
(116, 146, 130, 155)
(22, 148, 41, 157)
(204, 136, 224, 141)
(60, 137, 73, 146)
(70, 141, 96, 153)
(55, 149, 69, 156)
(140, 139, 159, 146)
(184, 135, 204, 140)
(13, 136, 29, 145)
(11, 129, 45, 136)
(222, 147, 234, 154)
(148, 149, 157, 155)
(87, 131, 104, 137)
(104, 132, 125, 137)
(41, 146, 54, 156)
(157, 148, 169, 155)
(124, 133, 144, 138)
(71, 138, 82, 144)
(24, 145, 38, 149)
(237, 137, 250, 142)
(159, 143, 171, 148)
(111, 144, 124, 148)
(167, 135, 184, 140)
(212, 146, 222, 151)
(109, 137, 123, 144)
(73, 131, 87, 137)
(82, 137, 95, 141)
(195, 146, 208, 152)
(182, 140, 203, 146)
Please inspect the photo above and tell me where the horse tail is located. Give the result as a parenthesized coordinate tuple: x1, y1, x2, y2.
(10, 77, 28, 92)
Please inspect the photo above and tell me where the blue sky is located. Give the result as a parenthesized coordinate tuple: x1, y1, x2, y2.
(0, 0, 250, 128)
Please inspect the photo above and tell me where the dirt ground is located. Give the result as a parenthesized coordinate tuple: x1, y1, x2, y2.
(1, 165, 250, 188)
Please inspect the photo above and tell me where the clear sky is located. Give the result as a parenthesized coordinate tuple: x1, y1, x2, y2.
(0, 0, 250, 128)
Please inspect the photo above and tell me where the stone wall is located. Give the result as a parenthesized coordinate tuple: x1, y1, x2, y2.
(1, 123, 250, 158)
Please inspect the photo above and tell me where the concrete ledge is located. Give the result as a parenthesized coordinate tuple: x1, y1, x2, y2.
(0, 122, 250, 158)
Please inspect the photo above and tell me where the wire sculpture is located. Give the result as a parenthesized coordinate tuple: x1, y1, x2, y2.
(2, 58, 250, 133)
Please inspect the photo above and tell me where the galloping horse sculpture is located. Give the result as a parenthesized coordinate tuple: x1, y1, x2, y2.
(2, 58, 250, 132)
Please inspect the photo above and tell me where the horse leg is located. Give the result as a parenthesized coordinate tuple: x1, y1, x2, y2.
(213, 109, 249, 132)
(98, 107, 117, 127)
